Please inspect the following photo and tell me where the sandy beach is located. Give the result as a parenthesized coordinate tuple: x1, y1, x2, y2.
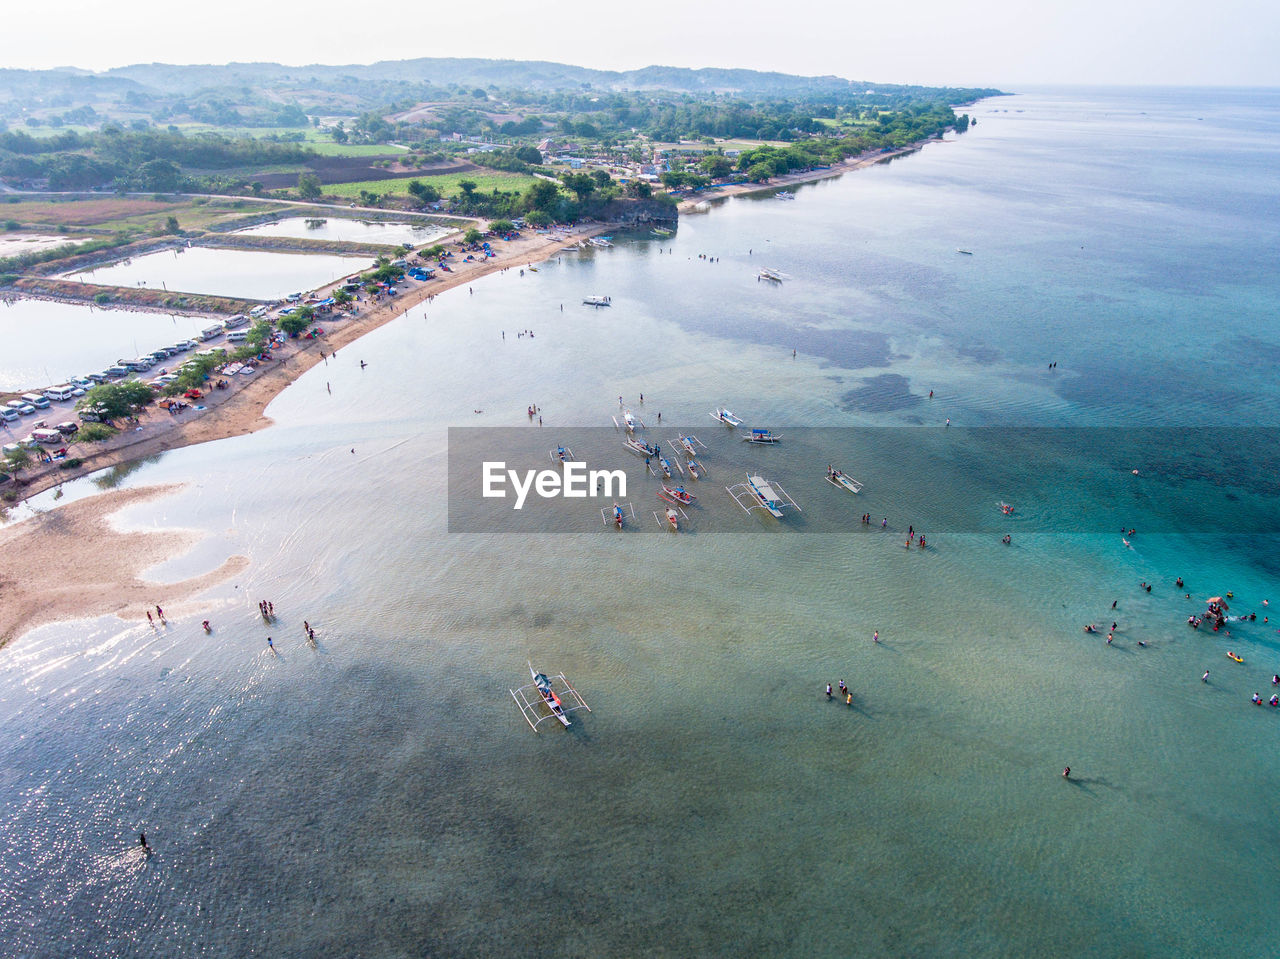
(0, 221, 605, 642)
(0, 484, 250, 647)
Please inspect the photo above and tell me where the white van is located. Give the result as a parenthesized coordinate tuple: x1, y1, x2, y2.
(32, 428, 64, 445)
(201, 326, 224, 341)
(226, 330, 249, 343)
(21, 393, 51, 409)
(223, 314, 249, 330)
(249, 305, 270, 318)
(44, 385, 77, 402)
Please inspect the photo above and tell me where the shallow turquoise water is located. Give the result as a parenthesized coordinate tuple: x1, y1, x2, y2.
(2, 88, 1279, 958)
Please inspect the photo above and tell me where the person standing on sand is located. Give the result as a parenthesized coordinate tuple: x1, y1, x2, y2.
(146, 610, 153, 625)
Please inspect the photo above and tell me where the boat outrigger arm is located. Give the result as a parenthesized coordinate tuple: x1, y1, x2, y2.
(725, 473, 801, 519)
(511, 664, 591, 731)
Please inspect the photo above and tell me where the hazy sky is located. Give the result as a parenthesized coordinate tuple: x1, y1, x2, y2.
(9, 0, 1278, 87)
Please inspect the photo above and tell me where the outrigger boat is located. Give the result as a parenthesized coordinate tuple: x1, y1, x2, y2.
(825, 466, 863, 494)
(583, 295, 611, 306)
(659, 484, 696, 506)
(686, 459, 706, 480)
(658, 456, 673, 478)
(550, 445, 575, 464)
(651, 226, 673, 237)
(726, 473, 801, 519)
(613, 409, 645, 432)
(589, 236, 613, 248)
(710, 407, 743, 427)
(758, 268, 789, 282)
(654, 505, 687, 531)
(673, 434, 708, 457)
(775, 191, 795, 200)
(510, 663, 591, 731)
(625, 437, 658, 458)
(602, 501, 636, 529)
(743, 427, 782, 445)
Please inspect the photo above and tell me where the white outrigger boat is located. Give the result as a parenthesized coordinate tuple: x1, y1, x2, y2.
(775, 191, 795, 200)
(726, 473, 801, 519)
(825, 466, 863, 494)
(550, 445, 575, 464)
(743, 427, 782, 445)
(625, 437, 658, 458)
(673, 434, 708, 457)
(686, 459, 707, 480)
(654, 505, 687, 531)
(613, 409, 645, 432)
(510, 663, 591, 731)
(710, 407, 743, 427)
(602, 501, 636, 529)
(583, 295, 611, 306)
(757, 268, 789, 282)
(589, 236, 613, 248)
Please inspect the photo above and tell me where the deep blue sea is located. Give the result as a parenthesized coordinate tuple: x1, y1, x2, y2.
(2, 87, 1278, 958)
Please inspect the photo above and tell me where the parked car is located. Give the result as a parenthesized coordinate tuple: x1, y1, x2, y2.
(56, 421, 79, 436)
(1, 408, 19, 423)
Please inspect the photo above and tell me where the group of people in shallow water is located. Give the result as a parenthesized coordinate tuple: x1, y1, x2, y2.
(1109, 575, 1279, 708)
(825, 679, 854, 707)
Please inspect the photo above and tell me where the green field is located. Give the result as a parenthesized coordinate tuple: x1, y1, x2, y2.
(322, 172, 542, 199)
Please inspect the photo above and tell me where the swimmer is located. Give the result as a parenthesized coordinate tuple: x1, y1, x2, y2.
(1062, 766, 1071, 779)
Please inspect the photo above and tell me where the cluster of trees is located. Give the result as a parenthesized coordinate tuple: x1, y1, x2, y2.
(0, 128, 314, 190)
(353, 85, 990, 150)
(437, 169, 666, 222)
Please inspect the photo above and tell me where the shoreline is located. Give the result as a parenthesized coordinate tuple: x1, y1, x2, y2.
(677, 143, 929, 212)
(3, 222, 607, 507)
(4, 139, 944, 507)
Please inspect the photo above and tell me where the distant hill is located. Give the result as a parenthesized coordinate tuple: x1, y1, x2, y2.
(28, 57, 999, 101)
